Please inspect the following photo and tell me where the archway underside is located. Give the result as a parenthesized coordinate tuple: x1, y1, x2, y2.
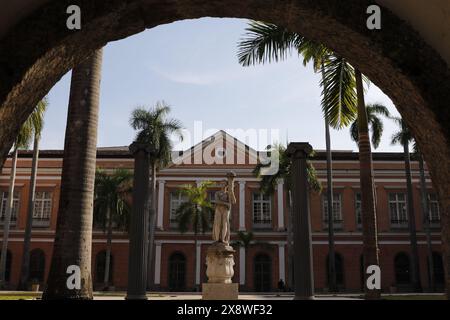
(0, 0, 449, 294)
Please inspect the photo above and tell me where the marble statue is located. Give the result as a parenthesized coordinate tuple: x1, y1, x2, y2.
(211, 172, 236, 245)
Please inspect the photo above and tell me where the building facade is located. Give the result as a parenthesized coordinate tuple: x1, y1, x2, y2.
(0, 131, 445, 293)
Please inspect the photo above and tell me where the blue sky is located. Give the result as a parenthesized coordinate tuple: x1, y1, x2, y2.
(42, 18, 402, 152)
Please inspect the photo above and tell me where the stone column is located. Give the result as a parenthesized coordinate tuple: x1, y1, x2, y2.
(239, 247, 246, 286)
(154, 243, 162, 286)
(287, 142, 314, 300)
(156, 180, 165, 230)
(278, 244, 286, 282)
(238, 181, 246, 231)
(277, 179, 285, 230)
(126, 143, 151, 300)
(196, 242, 201, 286)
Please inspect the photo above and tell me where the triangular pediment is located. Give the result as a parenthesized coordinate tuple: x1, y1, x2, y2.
(168, 130, 259, 168)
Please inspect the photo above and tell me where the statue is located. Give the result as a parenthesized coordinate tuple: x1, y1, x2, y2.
(212, 172, 236, 245)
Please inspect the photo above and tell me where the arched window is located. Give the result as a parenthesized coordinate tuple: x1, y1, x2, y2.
(254, 253, 272, 292)
(0, 250, 12, 282)
(394, 252, 411, 285)
(326, 253, 345, 289)
(95, 250, 113, 284)
(168, 252, 186, 291)
(432, 252, 445, 286)
(29, 249, 45, 282)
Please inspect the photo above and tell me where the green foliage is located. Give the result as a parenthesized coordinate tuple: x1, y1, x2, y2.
(175, 181, 214, 235)
(130, 101, 184, 168)
(232, 231, 254, 249)
(253, 144, 322, 195)
(16, 98, 48, 149)
(321, 55, 357, 128)
(93, 168, 133, 232)
(350, 103, 391, 149)
(390, 117, 414, 147)
(237, 21, 361, 129)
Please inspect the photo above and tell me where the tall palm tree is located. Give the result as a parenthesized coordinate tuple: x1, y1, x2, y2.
(391, 117, 422, 292)
(0, 99, 47, 288)
(413, 142, 435, 292)
(129, 101, 184, 289)
(43, 49, 103, 300)
(17, 98, 48, 290)
(253, 143, 321, 290)
(349, 103, 390, 149)
(352, 69, 381, 299)
(238, 21, 355, 293)
(238, 21, 380, 298)
(93, 168, 132, 290)
(175, 181, 214, 290)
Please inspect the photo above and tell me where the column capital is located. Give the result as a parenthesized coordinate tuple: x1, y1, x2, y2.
(238, 180, 246, 186)
(158, 179, 166, 185)
(129, 142, 154, 156)
(286, 143, 312, 159)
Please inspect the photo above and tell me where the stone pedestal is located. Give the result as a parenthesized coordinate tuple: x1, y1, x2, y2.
(202, 242, 238, 300)
(203, 283, 239, 300)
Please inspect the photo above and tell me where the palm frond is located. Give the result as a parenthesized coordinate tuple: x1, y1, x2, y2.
(321, 55, 357, 129)
(237, 21, 302, 66)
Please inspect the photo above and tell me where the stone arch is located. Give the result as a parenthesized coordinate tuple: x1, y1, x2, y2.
(0, 0, 449, 294)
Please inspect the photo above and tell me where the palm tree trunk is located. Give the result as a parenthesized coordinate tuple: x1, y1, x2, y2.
(321, 62, 336, 292)
(418, 152, 435, 292)
(355, 69, 380, 299)
(103, 205, 113, 290)
(146, 164, 157, 289)
(325, 117, 337, 292)
(404, 142, 422, 292)
(0, 146, 18, 288)
(18, 134, 40, 290)
(43, 49, 103, 299)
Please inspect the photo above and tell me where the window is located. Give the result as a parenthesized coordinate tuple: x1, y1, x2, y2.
(394, 252, 411, 285)
(33, 191, 52, 227)
(322, 193, 343, 227)
(29, 249, 45, 283)
(428, 193, 440, 224)
(169, 192, 187, 227)
(252, 192, 271, 228)
(0, 191, 20, 225)
(431, 252, 445, 286)
(168, 252, 186, 291)
(254, 254, 272, 292)
(389, 193, 408, 227)
(355, 193, 362, 227)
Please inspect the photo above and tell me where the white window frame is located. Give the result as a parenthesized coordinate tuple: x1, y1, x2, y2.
(252, 192, 272, 229)
(33, 191, 52, 227)
(0, 191, 20, 225)
(169, 191, 187, 228)
(428, 193, 440, 225)
(322, 193, 343, 226)
(389, 193, 408, 228)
